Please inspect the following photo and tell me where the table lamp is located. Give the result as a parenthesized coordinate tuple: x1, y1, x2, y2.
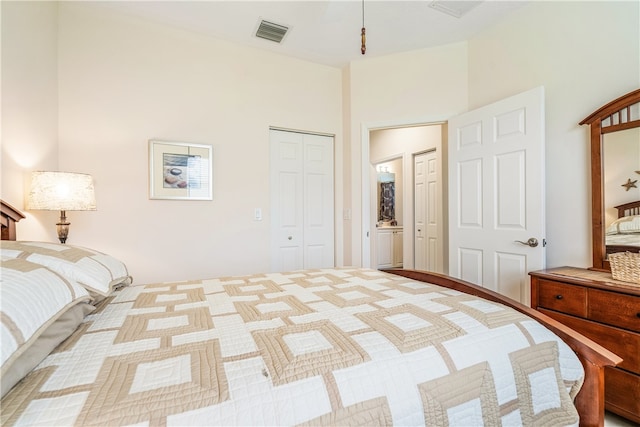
(27, 171, 96, 243)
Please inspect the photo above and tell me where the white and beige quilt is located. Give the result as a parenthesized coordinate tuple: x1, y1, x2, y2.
(1, 268, 584, 426)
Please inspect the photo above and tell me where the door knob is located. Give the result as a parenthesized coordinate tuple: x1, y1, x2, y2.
(288, 236, 292, 240)
(514, 238, 539, 247)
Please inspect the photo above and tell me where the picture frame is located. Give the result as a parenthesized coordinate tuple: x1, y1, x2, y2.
(149, 140, 213, 200)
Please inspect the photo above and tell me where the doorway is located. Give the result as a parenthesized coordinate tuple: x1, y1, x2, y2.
(364, 124, 445, 272)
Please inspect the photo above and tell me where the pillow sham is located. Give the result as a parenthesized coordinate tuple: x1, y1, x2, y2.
(606, 215, 640, 235)
(1, 302, 94, 398)
(1, 258, 93, 397)
(0, 241, 132, 299)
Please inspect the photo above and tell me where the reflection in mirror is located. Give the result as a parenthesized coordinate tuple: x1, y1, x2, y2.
(378, 170, 395, 223)
(604, 127, 640, 257)
(376, 158, 402, 226)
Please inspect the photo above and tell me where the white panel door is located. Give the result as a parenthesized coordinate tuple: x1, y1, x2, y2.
(425, 152, 439, 271)
(414, 151, 440, 272)
(302, 133, 335, 269)
(271, 130, 304, 271)
(414, 153, 427, 270)
(270, 130, 334, 271)
(448, 87, 545, 304)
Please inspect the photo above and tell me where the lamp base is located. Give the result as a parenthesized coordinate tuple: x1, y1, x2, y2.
(57, 210, 70, 244)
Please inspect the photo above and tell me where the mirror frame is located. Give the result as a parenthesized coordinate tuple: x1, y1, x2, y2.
(580, 88, 640, 271)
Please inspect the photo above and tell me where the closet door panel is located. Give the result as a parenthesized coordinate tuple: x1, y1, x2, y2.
(271, 130, 334, 271)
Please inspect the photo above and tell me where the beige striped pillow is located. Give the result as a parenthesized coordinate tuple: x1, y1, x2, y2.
(1, 241, 132, 300)
(1, 258, 92, 397)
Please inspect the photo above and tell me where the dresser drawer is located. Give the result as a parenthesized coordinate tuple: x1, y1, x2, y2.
(536, 279, 587, 317)
(605, 367, 640, 424)
(531, 269, 640, 425)
(589, 288, 640, 332)
(540, 309, 640, 374)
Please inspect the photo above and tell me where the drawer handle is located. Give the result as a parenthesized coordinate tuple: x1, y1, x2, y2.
(555, 295, 563, 300)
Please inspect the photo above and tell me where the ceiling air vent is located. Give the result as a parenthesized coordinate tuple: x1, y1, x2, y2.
(255, 20, 289, 43)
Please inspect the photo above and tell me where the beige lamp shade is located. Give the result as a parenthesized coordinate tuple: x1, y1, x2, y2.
(27, 171, 96, 211)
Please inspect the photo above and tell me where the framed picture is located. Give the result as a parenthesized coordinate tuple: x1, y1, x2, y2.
(149, 140, 213, 200)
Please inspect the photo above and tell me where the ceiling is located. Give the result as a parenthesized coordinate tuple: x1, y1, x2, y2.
(93, 1, 529, 68)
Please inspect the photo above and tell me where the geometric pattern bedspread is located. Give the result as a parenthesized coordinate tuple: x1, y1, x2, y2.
(1, 268, 583, 426)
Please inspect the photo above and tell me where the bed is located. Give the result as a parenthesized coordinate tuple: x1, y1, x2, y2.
(0, 201, 621, 426)
(606, 200, 640, 256)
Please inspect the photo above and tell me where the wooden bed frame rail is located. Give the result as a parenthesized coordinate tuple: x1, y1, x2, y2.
(387, 269, 622, 427)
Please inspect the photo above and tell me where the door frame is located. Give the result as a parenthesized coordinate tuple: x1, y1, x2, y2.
(361, 116, 448, 269)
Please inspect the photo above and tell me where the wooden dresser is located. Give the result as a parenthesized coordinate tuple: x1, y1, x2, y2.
(530, 267, 640, 423)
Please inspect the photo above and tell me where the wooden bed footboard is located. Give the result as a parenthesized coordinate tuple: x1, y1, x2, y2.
(387, 269, 622, 427)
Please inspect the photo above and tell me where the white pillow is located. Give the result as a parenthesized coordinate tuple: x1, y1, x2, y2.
(0, 241, 132, 299)
(1, 258, 92, 396)
(606, 215, 640, 235)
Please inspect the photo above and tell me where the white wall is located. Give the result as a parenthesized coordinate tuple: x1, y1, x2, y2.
(371, 126, 442, 164)
(52, 3, 342, 284)
(1, 1, 59, 240)
(467, 0, 640, 269)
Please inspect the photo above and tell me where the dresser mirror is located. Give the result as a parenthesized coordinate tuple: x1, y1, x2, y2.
(580, 88, 640, 271)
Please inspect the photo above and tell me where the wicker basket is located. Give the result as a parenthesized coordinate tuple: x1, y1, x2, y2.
(609, 252, 640, 284)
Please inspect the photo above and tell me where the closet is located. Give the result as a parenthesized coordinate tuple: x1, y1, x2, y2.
(270, 129, 334, 271)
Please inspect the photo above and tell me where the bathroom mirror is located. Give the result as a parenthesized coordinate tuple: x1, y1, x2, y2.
(376, 159, 402, 226)
(378, 169, 395, 224)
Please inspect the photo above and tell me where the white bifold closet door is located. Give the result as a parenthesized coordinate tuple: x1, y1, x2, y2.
(270, 129, 334, 272)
